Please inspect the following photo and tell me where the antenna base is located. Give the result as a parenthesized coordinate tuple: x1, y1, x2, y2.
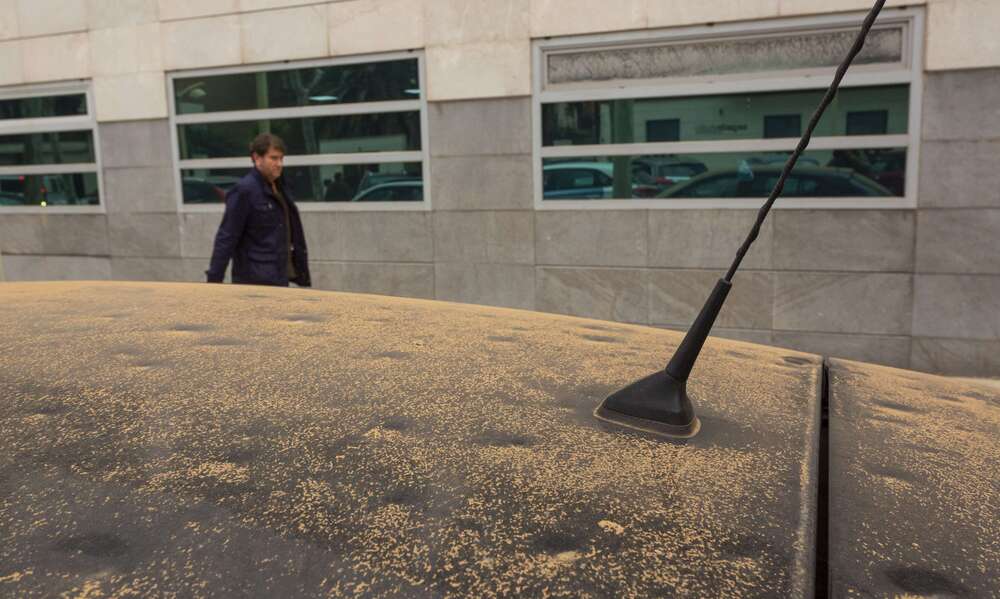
(594, 370, 700, 439)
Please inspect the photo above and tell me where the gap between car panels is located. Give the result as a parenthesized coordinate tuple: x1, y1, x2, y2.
(815, 359, 831, 599)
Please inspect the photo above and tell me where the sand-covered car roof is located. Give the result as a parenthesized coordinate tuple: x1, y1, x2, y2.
(1, 281, 824, 598)
(827, 359, 999, 597)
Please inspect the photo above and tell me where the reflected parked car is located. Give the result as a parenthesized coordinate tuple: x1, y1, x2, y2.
(543, 162, 614, 199)
(745, 153, 821, 167)
(351, 181, 423, 202)
(356, 172, 421, 194)
(204, 175, 241, 191)
(630, 157, 707, 189)
(182, 178, 226, 203)
(829, 149, 907, 197)
(0, 191, 23, 206)
(543, 162, 658, 199)
(658, 165, 894, 198)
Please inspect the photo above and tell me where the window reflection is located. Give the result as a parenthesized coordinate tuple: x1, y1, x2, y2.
(0, 173, 99, 206)
(542, 148, 905, 199)
(173, 57, 426, 205)
(542, 85, 909, 146)
(846, 110, 889, 135)
(178, 112, 421, 159)
(645, 118, 679, 142)
(180, 162, 423, 203)
(763, 115, 801, 139)
(0, 131, 95, 165)
(0, 94, 87, 120)
(0, 91, 100, 208)
(174, 59, 419, 114)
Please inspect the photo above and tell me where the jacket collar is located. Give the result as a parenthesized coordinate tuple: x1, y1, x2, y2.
(251, 166, 274, 189)
(250, 167, 288, 200)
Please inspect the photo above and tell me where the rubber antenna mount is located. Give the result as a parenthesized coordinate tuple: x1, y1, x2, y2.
(595, 279, 730, 439)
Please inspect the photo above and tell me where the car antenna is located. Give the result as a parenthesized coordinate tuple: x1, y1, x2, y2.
(595, 0, 889, 438)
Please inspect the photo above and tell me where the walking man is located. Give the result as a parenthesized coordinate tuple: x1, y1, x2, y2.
(206, 133, 311, 287)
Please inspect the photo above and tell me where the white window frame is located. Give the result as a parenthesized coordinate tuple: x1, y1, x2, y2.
(168, 51, 431, 213)
(532, 7, 924, 210)
(0, 81, 104, 215)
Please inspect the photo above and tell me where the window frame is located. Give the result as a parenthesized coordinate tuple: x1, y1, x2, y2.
(531, 7, 924, 210)
(168, 51, 431, 213)
(0, 81, 104, 214)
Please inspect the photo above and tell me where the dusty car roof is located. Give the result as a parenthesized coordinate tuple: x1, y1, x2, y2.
(827, 359, 999, 597)
(0, 281, 823, 598)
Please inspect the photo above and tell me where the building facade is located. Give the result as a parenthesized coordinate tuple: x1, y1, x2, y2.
(0, 0, 998, 376)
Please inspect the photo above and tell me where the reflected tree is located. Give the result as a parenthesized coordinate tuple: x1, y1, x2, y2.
(611, 100, 634, 198)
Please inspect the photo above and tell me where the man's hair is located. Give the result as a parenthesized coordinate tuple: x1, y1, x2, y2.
(249, 133, 287, 157)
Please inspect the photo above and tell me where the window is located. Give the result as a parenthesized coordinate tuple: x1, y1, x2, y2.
(646, 119, 680, 142)
(764, 115, 802, 139)
(846, 110, 889, 135)
(0, 86, 101, 210)
(169, 54, 428, 209)
(533, 8, 923, 208)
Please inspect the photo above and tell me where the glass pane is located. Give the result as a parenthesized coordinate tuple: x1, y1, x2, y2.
(178, 112, 421, 159)
(0, 172, 99, 206)
(764, 115, 801, 139)
(0, 131, 95, 165)
(0, 94, 87, 120)
(542, 85, 908, 145)
(174, 59, 420, 114)
(542, 148, 906, 199)
(180, 162, 423, 204)
(846, 110, 888, 135)
(547, 26, 903, 85)
(646, 119, 679, 142)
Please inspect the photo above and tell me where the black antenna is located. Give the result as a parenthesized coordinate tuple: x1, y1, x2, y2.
(595, 0, 889, 438)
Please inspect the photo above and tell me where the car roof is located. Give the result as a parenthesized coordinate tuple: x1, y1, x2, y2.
(354, 181, 422, 200)
(356, 181, 423, 196)
(826, 358, 999, 596)
(0, 282, 996, 597)
(1, 281, 821, 597)
(692, 165, 856, 177)
(632, 156, 704, 165)
(659, 165, 891, 197)
(543, 162, 614, 173)
(364, 180, 422, 188)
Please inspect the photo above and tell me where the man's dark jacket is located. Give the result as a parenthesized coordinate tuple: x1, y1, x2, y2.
(206, 169, 311, 287)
